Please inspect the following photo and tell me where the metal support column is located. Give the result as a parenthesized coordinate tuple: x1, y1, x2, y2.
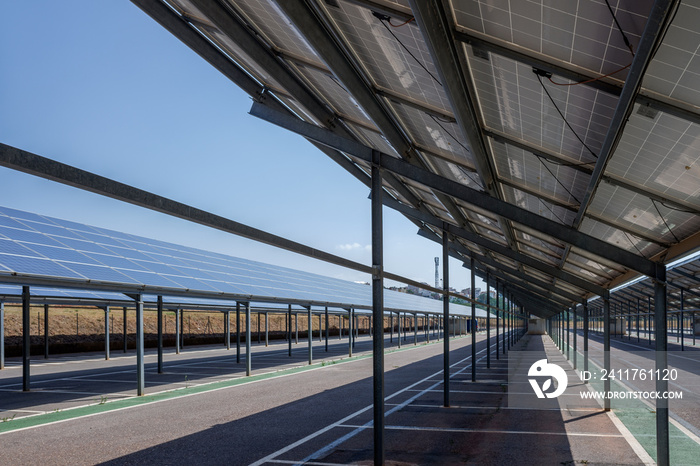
(566, 309, 570, 360)
(397, 312, 401, 349)
(288, 304, 293, 357)
(486, 272, 491, 369)
(680, 288, 685, 351)
(584, 301, 589, 380)
(295, 312, 298, 344)
(413, 313, 417, 345)
(325, 306, 329, 352)
(265, 312, 269, 347)
(135, 293, 144, 396)
(258, 312, 261, 345)
(470, 257, 476, 382)
(175, 309, 180, 355)
(573, 306, 577, 370)
(655, 267, 669, 466)
(236, 302, 241, 364)
(390, 312, 393, 343)
(604, 298, 611, 411)
(157, 296, 163, 374)
(442, 229, 450, 407)
(226, 310, 231, 350)
(495, 280, 499, 360)
(348, 308, 353, 357)
(22, 286, 30, 391)
(371, 159, 385, 466)
(123, 306, 128, 353)
(180, 308, 185, 349)
(245, 302, 251, 376)
(104, 306, 110, 361)
(44, 304, 49, 359)
(307, 306, 313, 365)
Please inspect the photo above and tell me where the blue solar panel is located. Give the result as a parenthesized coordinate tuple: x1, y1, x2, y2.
(71, 230, 130, 247)
(0, 239, 45, 258)
(0, 206, 55, 224)
(115, 269, 183, 288)
(23, 243, 102, 265)
(20, 220, 87, 240)
(0, 254, 84, 278)
(51, 236, 117, 255)
(0, 225, 65, 247)
(61, 263, 141, 284)
(82, 252, 149, 271)
(0, 206, 481, 315)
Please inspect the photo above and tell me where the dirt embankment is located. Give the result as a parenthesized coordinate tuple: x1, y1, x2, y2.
(1, 305, 393, 357)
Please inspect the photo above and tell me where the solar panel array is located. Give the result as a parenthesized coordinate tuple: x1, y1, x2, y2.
(144, 0, 700, 316)
(0, 206, 483, 316)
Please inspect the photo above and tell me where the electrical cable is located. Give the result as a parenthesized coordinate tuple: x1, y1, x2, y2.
(535, 72, 599, 161)
(456, 165, 484, 188)
(377, 17, 442, 86)
(547, 62, 631, 87)
(658, 200, 698, 215)
(623, 231, 648, 258)
(429, 114, 471, 154)
(604, 0, 635, 57)
(651, 199, 680, 243)
(538, 198, 570, 226)
(535, 155, 582, 204)
(388, 17, 415, 28)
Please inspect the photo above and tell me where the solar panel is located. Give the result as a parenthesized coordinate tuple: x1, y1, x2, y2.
(0, 205, 483, 315)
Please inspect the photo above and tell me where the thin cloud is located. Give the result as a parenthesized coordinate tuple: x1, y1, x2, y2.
(337, 242, 371, 251)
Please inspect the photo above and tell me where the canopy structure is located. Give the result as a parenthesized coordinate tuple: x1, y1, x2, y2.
(115, 0, 699, 317)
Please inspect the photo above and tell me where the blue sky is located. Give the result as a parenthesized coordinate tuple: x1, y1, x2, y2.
(0, 1, 484, 292)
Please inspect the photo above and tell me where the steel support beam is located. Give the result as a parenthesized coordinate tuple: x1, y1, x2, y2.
(307, 306, 313, 365)
(249, 103, 654, 276)
(288, 304, 293, 357)
(603, 298, 611, 411)
(22, 286, 30, 391)
(409, 0, 519, 254)
(245, 302, 252, 376)
(135, 293, 145, 396)
(157, 296, 163, 374)
(655, 266, 669, 466)
(104, 306, 110, 361)
(42, 304, 49, 359)
(443, 231, 450, 407)
(325, 306, 329, 352)
(406, 203, 604, 296)
(123, 306, 128, 353)
(468, 276, 477, 367)
(563, 0, 679, 268)
(175, 309, 180, 354)
(371, 161, 385, 465)
(584, 301, 589, 379)
(226, 310, 231, 350)
(486, 272, 491, 369)
(237, 302, 241, 363)
(454, 29, 700, 127)
(276, 0, 477, 243)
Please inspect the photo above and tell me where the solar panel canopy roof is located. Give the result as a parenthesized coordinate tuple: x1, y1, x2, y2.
(0, 205, 487, 316)
(129, 0, 700, 317)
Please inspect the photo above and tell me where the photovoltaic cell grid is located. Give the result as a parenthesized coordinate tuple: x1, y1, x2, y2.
(0, 206, 481, 316)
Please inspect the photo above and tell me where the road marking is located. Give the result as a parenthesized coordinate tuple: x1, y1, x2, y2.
(283, 343, 493, 466)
